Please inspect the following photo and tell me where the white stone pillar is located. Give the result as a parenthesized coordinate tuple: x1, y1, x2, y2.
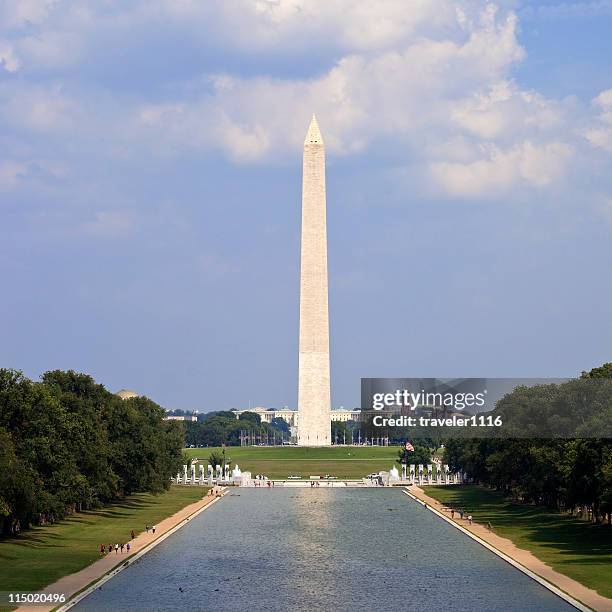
(297, 115, 331, 447)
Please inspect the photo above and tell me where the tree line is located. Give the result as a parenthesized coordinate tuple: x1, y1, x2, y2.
(184, 410, 289, 447)
(443, 364, 612, 524)
(0, 369, 184, 536)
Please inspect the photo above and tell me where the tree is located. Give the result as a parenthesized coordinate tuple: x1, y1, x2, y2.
(398, 444, 431, 466)
(332, 420, 348, 443)
(271, 417, 290, 434)
(238, 411, 262, 426)
(581, 363, 612, 379)
(440, 364, 612, 522)
(208, 451, 230, 471)
(0, 368, 184, 534)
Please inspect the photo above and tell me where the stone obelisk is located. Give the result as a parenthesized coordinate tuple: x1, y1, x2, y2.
(297, 115, 331, 446)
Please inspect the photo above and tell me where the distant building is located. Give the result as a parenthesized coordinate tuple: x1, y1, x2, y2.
(330, 408, 362, 422)
(230, 407, 361, 426)
(165, 414, 198, 422)
(115, 389, 198, 422)
(116, 389, 139, 400)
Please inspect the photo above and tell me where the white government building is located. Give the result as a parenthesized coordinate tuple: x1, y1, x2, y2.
(115, 389, 358, 427)
(231, 407, 361, 428)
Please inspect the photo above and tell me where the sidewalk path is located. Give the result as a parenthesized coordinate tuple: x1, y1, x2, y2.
(408, 486, 611, 612)
(17, 488, 225, 612)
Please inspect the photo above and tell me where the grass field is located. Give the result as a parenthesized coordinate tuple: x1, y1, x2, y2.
(183, 445, 400, 479)
(425, 485, 612, 599)
(0, 487, 206, 597)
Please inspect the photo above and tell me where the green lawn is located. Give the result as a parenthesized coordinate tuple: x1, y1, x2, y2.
(183, 445, 400, 478)
(0, 487, 207, 596)
(425, 485, 612, 599)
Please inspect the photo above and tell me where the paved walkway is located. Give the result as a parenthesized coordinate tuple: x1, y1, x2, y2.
(408, 486, 612, 612)
(18, 488, 224, 612)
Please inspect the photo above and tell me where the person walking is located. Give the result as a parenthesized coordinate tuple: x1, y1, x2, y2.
(131, 529, 135, 540)
(114, 543, 119, 554)
(468, 515, 473, 525)
(108, 543, 112, 555)
(127, 542, 131, 553)
(100, 544, 105, 556)
(145, 525, 149, 533)
(152, 525, 156, 535)
(451, 509, 455, 519)
(120, 543, 124, 554)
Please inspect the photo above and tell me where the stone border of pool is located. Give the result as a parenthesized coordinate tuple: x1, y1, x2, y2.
(403, 489, 592, 612)
(54, 489, 228, 612)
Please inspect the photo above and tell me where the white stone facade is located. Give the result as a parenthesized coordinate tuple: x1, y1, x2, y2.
(231, 407, 360, 426)
(298, 115, 331, 446)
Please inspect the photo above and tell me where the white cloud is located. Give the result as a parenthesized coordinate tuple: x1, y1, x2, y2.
(0, 82, 76, 131)
(0, 0, 609, 199)
(450, 81, 564, 140)
(135, 3, 527, 163)
(0, 0, 59, 29)
(250, 0, 458, 51)
(429, 141, 573, 197)
(585, 89, 612, 152)
(17, 29, 81, 70)
(127, 2, 579, 197)
(0, 156, 69, 192)
(0, 39, 20, 72)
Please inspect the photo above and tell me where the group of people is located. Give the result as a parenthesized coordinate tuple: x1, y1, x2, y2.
(99, 542, 131, 556)
(253, 475, 273, 487)
(98, 525, 157, 557)
(449, 508, 473, 525)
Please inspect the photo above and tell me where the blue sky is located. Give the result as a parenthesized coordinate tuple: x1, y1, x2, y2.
(1, 0, 611, 412)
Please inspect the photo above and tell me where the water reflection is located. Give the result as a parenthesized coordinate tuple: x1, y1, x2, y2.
(75, 489, 574, 612)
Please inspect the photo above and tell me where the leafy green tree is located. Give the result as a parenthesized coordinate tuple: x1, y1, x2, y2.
(271, 417, 290, 434)
(238, 411, 262, 426)
(0, 368, 184, 534)
(581, 363, 612, 379)
(332, 421, 348, 442)
(398, 444, 431, 466)
(208, 451, 230, 470)
(441, 364, 612, 522)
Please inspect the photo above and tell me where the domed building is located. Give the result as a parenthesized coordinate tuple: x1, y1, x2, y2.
(115, 389, 139, 400)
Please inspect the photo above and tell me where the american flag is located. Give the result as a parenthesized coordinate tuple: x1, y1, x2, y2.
(405, 442, 415, 452)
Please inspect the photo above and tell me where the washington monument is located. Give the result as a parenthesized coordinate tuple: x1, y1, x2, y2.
(297, 115, 331, 446)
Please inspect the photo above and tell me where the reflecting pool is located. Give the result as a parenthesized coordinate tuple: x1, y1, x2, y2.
(75, 489, 574, 611)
